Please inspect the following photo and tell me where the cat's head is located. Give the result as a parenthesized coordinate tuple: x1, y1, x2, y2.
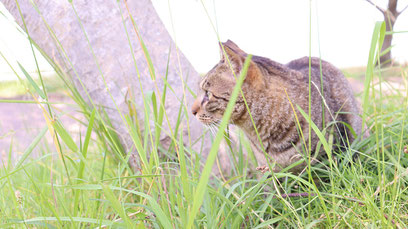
(191, 40, 263, 125)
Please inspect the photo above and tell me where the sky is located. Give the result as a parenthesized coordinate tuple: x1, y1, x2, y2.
(0, 4, 53, 80)
(1, 0, 407, 79)
(151, 0, 408, 72)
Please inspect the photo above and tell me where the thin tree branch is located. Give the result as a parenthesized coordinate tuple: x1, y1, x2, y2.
(365, 0, 386, 14)
(399, 4, 408, 16)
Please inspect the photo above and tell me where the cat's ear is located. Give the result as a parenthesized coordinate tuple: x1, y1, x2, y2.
(219, 40, 246, 72)
(220, 40, 264, 88)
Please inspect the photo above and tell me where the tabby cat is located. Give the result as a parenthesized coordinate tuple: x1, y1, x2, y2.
(191, 40, 363, 172)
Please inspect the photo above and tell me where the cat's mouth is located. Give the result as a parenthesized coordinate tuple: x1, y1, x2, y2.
(198, 116, 218, 125)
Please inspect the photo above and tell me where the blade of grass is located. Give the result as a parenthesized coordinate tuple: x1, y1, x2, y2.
(52, 121, 79, 153)
(81, 108, 96, 156)
(154, 49, 170, 151)
(74, 108, 96, 213)
(17, 62, 46, 99)
(362, 21, 386, 131)
(7, 217, 120, 227)
(101, 184, 135, 228)
(186, 55, 252, 229)
(178, 127, 191, 205)
(14, 126, 48, 170)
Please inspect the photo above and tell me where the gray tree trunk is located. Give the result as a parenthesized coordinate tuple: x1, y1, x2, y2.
(380, 12, 395, 66)
(380, 0, 398, 65)
(1, 0, 206, 171)
(365, 0, 407, 66)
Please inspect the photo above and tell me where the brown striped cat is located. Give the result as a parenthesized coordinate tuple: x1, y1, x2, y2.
(191, 40, 363, 173)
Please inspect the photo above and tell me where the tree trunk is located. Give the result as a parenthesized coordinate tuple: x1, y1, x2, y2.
(1, 0, 206, 171)
(380, 0, 398, 66)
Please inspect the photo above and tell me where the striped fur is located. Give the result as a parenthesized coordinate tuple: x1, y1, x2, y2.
(191, 40, 363, 172)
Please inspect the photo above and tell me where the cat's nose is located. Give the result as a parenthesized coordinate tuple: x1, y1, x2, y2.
(191, 99, 200, 116)
(191, 106, 199, 116)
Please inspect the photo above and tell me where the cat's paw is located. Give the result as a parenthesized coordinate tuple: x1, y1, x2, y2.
(256, 165, 270, 174)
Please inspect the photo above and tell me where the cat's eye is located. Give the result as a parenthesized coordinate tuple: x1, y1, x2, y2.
(202, 91, 210, 104)
(203, 90, 211, 100)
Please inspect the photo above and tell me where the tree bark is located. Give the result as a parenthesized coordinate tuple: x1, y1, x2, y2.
(365, 0, 403, 66)
(380, 0, 398, 65)
(1, 0, 206, 171)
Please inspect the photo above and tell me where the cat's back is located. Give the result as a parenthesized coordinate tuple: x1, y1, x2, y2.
(285, 56, 356, 102)
(285, 56, 345, 83)
(286, 56, 363, 142)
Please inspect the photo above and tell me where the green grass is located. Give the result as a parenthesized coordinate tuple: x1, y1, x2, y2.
(1, 2, 408, 228)
(0, 72, 62, 98)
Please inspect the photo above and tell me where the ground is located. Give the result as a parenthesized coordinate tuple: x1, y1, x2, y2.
(0, 93, 83, 164)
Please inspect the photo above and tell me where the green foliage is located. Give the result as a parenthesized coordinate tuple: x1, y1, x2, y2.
(1, 2, 408, 228)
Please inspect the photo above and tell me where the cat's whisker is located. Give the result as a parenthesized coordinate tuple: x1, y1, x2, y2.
(211, 124, 219, 137)
(213, 121, 221, 128)
(212, 125, 218, 136)
(223, 134, 233, 143)
(210, 121, 234, 143)
(208, 125, 215, 137)
(212, 123, 219, 133)
(205, 124, 215, 137)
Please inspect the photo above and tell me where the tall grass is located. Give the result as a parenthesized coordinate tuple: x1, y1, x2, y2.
(1, 1, 408, 228)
